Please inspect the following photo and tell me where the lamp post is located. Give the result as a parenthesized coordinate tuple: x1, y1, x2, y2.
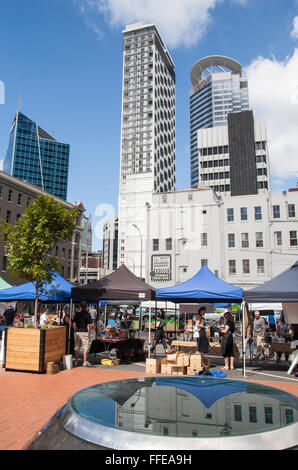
(132, 224, 143, 279)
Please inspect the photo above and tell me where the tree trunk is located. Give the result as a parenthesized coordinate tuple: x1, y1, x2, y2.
(34, 280, 39, 327)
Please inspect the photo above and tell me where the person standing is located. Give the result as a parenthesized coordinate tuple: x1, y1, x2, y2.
(150, 312, 168, 355)
(4, 305, 15, 327)
(253, 311, 266, 360)
(73, 301, 92, 367)
(89, 305, 98, 325)
(245, 311, 254, 361)
(194, 308, 209, 367)
(276, 314, 293, 365)
(40, 309, 49, 326)
(219, 312, 235, 370)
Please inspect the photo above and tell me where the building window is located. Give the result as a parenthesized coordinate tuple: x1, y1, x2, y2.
(17, 193, 22, 206)
(201, 233, 208, 247)
(290, 231, 298, 247)
(264, 407, 273, 424)
(62, 248, 65, 259)
(201, 259, 208, 268)
(55, 246, 59, 257)
(229, 260, 236, 275)
(8, 189, 13, 202)
(273, 205, 280, 219)
(6, 211, 11, 224)
(61, 265, 65, 277)
(228, 233, 235, 248)
(166, 238, 172, 250)
(254, 206, 262, 220)
(27, 197, 31, 207)
(256, 232, 263, 248)
(274, 231, 282, 247)
(243, 259, 250, 274)
(257, 259, 264, 274)
(288, 204, 296, 218)
(227, 208, 234, 222)
(153, 239, 159, 251)
(0, 185, 2, 198)
(240, 207, 248, 221)
(249, 406, 257, 423)
(234, 405, 242, 422)
(241, 233, 249, 248)
(188, 193, 193, 201)
(162, 195, 167, 203)
(285, 408, 294, 425)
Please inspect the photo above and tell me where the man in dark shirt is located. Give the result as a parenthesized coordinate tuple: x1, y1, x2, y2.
(73, 302, 92, 367)
(4, 305, 15, 327)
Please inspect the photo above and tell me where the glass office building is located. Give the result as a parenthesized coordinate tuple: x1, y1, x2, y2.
(4, 111, 69, 200)
(190, 56, 250, 188)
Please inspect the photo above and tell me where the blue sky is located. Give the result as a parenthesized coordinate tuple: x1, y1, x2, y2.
(0, 0, 297, 251)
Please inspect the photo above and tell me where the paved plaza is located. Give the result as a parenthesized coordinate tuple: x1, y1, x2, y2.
(0, 336, 297, 450)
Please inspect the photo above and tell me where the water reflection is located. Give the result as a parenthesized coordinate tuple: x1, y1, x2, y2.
(71, 377, 298, 438)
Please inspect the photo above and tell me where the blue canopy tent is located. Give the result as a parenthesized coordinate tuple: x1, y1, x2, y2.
(156, 265, 243, 304)
(0, 272, 73, 302)
(154, 265, 244, 372)
(155, 377, 247, 408)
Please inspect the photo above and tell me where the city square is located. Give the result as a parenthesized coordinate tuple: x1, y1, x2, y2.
(0, 0, 298, 455)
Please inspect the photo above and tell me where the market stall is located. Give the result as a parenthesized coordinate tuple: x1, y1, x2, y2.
(71, 265, 155, 362)
(244, 260, 298, 375)
(155, 265, 243, 369)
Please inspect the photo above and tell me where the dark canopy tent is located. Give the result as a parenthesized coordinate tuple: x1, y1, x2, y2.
(156, 265, 243, 303)
(71, 265, 155, 301)
(244, 261, 298, 303)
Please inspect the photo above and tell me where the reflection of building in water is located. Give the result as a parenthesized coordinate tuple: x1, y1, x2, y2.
(115, 383, 297, 437)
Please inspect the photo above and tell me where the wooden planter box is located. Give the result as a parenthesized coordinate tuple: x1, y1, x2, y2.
(4, 326, 66, 373)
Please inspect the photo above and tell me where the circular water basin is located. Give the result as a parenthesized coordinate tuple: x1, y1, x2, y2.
(57, 376, 298, 450)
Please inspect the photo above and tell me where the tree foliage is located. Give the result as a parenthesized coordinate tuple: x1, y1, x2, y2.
(0, 195, 79, 321)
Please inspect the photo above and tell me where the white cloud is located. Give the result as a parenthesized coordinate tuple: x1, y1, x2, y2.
(0, 160, 3, 171)
(75, 0, 249, 48)
(245, 49, 298, 182)
(291, 16, 298, 40)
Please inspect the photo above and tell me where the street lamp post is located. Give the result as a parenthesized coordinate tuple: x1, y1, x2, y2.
(132, 224, 143, 279)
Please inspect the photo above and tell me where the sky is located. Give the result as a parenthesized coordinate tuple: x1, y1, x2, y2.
(0, 0, 297, 251)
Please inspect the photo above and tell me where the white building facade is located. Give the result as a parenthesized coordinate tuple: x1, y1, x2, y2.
(118, 22, 176, 278)
(146, 187, 298, 289)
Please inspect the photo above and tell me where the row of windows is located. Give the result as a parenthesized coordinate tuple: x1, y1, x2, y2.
(227, 204, 296, 222)
(0, 186, 31, 207)
(229, 259, 265, 275)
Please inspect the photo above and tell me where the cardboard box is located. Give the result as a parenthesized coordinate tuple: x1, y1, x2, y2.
(146, 358, 162, 374)
(190, 354, 202, 369)
(167, 353, 178, 362)
(171, 365, 187, 376)
(176, 354, 190, 367)
(187, 367, 202, 376)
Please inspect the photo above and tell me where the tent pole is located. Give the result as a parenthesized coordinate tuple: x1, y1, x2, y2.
(242, 301, 246, 377)
(148, 303, 151, 358)
(104, 303, 107, 328)
(68, 299, 73, 355)
(175, 303, 177, 340)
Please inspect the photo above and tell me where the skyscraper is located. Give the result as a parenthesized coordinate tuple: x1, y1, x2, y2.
(4, 110, 70, 200)
(189, 56, 250, 188)
(118, 22, 176, 276)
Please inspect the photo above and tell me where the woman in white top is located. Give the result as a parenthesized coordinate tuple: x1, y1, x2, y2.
(276, 314, 293, 364)
(40, 309, 49, 326)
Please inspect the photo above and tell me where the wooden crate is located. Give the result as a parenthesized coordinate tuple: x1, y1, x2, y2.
(146, 357, 163, 374)
(176, 354, 191, 367)
(187, 366, 203, 376)
(171, 365, 187, 376)
(190, 353, 202, 369)
(4, 326, 66, 373)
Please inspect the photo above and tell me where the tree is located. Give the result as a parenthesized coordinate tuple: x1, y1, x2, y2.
(0, 195, 79, 325)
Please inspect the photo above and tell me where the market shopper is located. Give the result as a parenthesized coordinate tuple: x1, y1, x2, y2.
(245, 310, 254, 361)
(150, 312, 168, 355)
(89, 305, 98, 325)
(219, 312, 235, 370)
(4, 305, 15, 327)
(253, 311, 266, 360)
(194, 309, 209, 366)
(73, 301, 92, 367)
(40, 309, 49, 326)
(276, 314, 293, 365)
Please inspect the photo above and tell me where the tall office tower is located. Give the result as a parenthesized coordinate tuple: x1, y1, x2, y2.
(4, 110, 70, 200)
(198, 111, 270, 196)
(118, 23, 176, 276)
(189, 56, 250, 188)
